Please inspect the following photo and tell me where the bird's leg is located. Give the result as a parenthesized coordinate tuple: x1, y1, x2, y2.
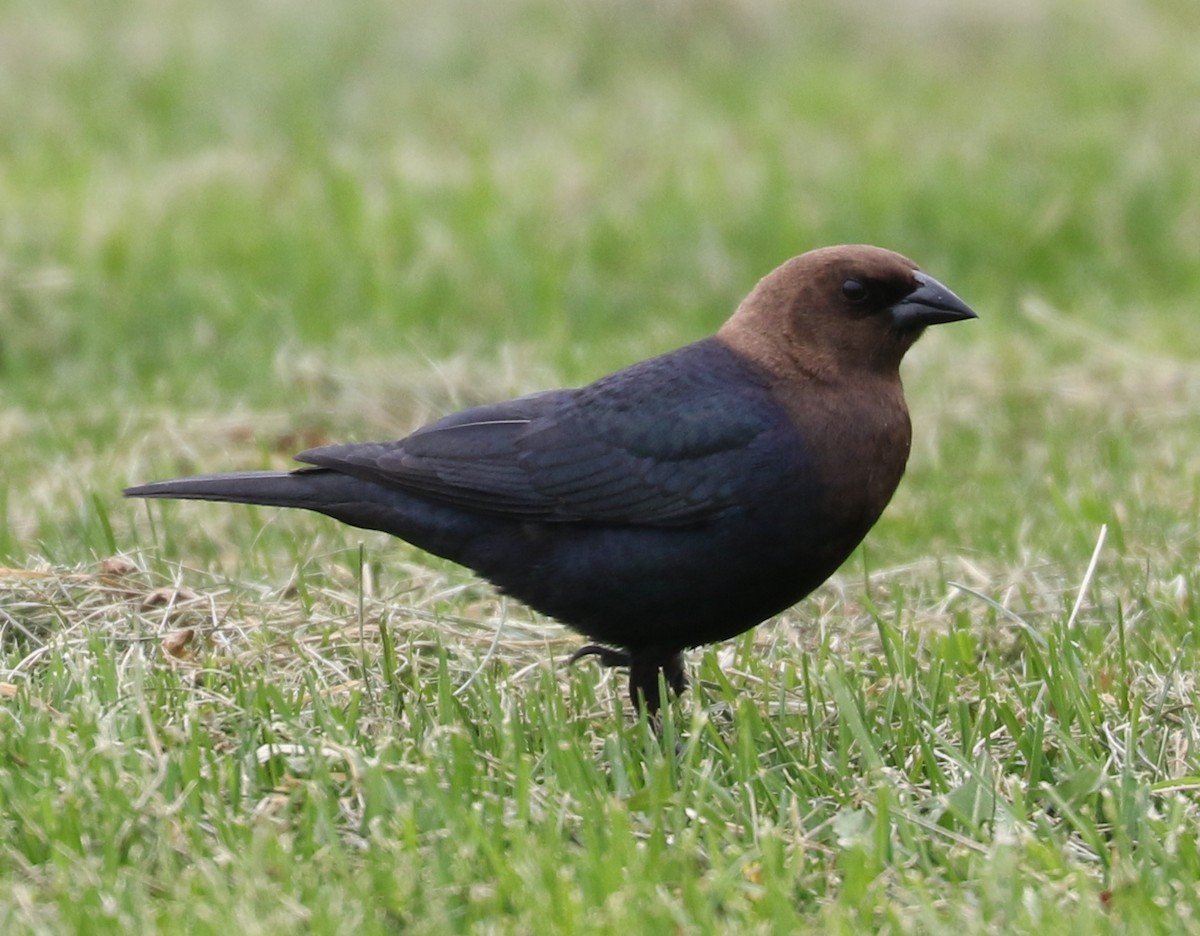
(628, 651, 688, 719)
(660, 652, 687, 698)
(569, 645, 687, 721)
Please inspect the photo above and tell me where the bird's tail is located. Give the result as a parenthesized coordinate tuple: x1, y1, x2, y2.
(125, 467, 497, 562)
(124, 469, 339, 511)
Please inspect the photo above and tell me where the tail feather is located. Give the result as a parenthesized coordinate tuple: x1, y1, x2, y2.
(125, 465, 509, 568)
(124, 470, 335, 511)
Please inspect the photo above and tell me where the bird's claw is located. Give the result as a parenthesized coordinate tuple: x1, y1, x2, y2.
(567, 644, 632, 669)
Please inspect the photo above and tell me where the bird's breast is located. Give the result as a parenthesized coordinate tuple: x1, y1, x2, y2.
(772, 377, 912, 538)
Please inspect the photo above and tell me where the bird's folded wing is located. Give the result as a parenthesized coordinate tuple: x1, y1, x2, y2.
(295, 384, 778, 527)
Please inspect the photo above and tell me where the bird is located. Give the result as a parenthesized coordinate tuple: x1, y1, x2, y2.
(125, 245, 976, 717)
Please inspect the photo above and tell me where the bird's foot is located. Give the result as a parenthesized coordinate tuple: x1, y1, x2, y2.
(568, 644, 687, 725)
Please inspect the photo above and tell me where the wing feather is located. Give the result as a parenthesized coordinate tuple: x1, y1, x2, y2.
(297, 341, 784, 526)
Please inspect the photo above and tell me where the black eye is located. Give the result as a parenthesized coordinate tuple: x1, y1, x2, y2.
(842, 278, 870, 304)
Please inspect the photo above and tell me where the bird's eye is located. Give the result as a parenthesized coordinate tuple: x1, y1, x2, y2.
(841, 278, 870, 304)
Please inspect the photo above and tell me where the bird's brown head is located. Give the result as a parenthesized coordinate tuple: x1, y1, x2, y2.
(717, 245, 977, 382)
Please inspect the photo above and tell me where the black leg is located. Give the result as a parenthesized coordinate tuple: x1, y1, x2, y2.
(568, 645, 687, 719)
(628, 651, 687, 718)
(661, 652, 687, 698)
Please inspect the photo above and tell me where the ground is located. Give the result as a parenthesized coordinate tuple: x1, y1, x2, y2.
(3, 0, 1200, 932)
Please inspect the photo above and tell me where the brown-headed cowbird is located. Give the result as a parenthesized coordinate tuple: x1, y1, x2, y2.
(125, 245, 976, 716)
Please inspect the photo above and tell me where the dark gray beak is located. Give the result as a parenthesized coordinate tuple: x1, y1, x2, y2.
(890, 270, 978, 331)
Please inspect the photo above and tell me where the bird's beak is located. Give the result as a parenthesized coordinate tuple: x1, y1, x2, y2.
(890, 271, 978, 331)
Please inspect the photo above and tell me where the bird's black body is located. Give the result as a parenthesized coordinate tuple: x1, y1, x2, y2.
(126, 245, 977, 716)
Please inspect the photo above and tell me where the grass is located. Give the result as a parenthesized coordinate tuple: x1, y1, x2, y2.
(3, 0, 1200, 931)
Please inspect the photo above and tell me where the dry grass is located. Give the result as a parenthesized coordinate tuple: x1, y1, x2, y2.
(6, 0, 1200, 931)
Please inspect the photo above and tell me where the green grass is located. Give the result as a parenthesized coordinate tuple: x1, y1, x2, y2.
(4, 0, 1200, 931)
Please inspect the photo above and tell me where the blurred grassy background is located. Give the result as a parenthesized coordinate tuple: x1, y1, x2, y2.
(3, 0, 1200, 932)
(3, 0, 1199, 562)
(4, 0, 1199, 401)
